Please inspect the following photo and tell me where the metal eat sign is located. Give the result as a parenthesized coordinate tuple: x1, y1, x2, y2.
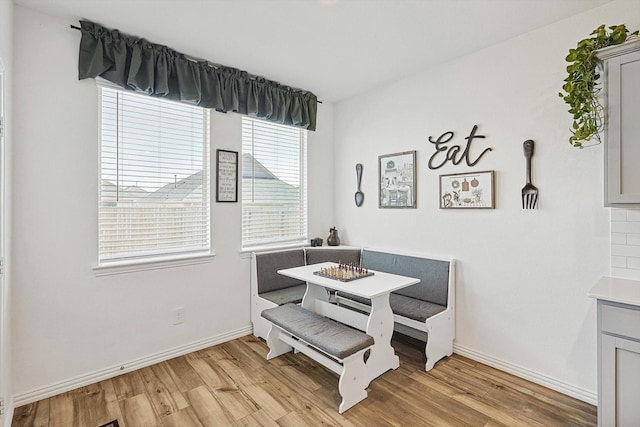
(427, 124, 493, 170)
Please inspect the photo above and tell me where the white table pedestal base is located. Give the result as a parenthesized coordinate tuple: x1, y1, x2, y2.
(363, 293, 399, 384)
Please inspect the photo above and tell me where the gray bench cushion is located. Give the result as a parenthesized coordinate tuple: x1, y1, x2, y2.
(305, 248, 362, 266)
(337, 292, 446, 323)
(260, 284, 307, 305)
(361, 249, 449, 306)
(261, 303, 374, 359)
(255, 249, 306, 293)
(389, 294, 446, 323)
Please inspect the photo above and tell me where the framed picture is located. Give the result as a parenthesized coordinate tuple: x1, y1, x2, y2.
(379, 151, 416, 208)
(216, 149, 238, 202)
(439, 170, 495, 209)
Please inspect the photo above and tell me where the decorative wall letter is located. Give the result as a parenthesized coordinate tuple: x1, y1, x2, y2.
(427, 125, 493, 170)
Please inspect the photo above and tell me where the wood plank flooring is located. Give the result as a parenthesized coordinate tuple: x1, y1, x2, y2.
(12, 334, 597, 426)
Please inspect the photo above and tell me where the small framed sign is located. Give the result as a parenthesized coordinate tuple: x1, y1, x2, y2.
(216, 149, 238, 202)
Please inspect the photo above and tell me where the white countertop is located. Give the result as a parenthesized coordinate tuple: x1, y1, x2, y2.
(588, 276, 640, 306)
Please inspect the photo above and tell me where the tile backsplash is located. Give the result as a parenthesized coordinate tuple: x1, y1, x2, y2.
(611, 208, 640, 280)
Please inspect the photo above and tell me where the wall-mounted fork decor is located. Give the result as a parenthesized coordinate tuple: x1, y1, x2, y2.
(521, 140, 538, 209)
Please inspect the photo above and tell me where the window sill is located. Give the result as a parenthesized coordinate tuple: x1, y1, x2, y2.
(239, 241, 307, 257)
(93, 252, 216, 276)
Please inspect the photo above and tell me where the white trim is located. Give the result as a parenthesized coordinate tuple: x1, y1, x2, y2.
(596, 38, 640, 61)
(93, 252, 216, 276)
(453, 343, 597, 405)
(13, 326, 253, 406)
(0, 63, 9, 427)
(2, 397, 12, 427)
(240, 241, 307, 255)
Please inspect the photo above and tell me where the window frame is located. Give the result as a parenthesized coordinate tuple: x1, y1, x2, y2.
(94, 83, 213, 274)
(241, 117, 308, 251)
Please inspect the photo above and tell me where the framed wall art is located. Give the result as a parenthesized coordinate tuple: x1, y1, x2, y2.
(439, 170, 495, 209)
(379, 151, 416, 208)
(216, 149, 238, 202)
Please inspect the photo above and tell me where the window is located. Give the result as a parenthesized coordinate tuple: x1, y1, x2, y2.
(99, 87, 210, 264)
(242, 117, 307, 249)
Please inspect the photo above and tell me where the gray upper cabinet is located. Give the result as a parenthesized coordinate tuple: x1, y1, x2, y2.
(597, 39, 640, 206)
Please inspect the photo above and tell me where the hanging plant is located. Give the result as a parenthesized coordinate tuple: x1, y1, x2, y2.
(559, 24, 638, 148)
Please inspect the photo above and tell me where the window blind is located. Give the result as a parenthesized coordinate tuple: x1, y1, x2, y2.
(241, 117, 307, 249)
(99, 87, 210, 263)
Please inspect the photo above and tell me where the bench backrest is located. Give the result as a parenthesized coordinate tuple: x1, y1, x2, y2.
(304, 247, 362, 266)
(361, 249, 450, 307)
(254, 249, 306, 293)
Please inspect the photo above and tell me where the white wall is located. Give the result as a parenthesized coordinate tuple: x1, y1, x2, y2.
(10, 5, 335, 402)
(11, 0, 639, 409)
(333, 0, 640, 402)
(0, 0, 13, 424)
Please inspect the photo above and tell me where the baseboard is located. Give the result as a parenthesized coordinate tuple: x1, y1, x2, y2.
(13, 325, 253, 407)
(453, 343, 597, 405)
(12, 330, 596, 409)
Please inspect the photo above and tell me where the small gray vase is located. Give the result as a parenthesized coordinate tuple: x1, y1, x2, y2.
(327, 227, 340, 246)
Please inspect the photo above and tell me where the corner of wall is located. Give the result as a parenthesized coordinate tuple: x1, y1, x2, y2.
(0, 0, 13, 424)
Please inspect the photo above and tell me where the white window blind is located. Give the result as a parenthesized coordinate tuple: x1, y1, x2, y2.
(99, 87, 210, 263)
(242, 117, 307, 249)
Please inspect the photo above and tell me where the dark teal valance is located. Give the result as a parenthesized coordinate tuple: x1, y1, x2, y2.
(77, 20, 317, 131)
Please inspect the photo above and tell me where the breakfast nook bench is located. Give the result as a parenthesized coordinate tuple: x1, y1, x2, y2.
(335, 249, 456, 372)
(252, 246, 456, 372)
(251, 247, 362, 340)
(261, 303, 374, 413)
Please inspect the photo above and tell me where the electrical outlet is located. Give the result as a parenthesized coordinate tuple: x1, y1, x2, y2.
(172, 307, 185, 325)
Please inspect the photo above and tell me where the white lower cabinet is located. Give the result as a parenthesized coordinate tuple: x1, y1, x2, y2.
(598, 301, 640, 426)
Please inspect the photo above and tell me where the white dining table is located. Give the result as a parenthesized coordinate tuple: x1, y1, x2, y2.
(278, 261, 419, 385)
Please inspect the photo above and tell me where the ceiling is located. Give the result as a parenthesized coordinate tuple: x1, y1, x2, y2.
(15, 0, 613, 102)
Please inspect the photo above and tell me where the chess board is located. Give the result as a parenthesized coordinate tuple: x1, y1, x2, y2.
(313, 264, 374, 282)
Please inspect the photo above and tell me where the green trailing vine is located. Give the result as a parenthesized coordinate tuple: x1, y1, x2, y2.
(559, 24, 638, 148)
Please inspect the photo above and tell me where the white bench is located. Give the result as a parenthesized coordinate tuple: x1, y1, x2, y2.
(251, 247, 362, 340)
(261, 303, 374, 413)
(336, 249, 456, 371)
(251, 247, 456, 372)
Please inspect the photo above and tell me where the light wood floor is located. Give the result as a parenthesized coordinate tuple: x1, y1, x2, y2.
(12, 334, 597, 426)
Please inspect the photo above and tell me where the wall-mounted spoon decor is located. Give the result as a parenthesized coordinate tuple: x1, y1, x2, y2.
(521, 140, 539, 209)
(355, 163, 364, 207)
